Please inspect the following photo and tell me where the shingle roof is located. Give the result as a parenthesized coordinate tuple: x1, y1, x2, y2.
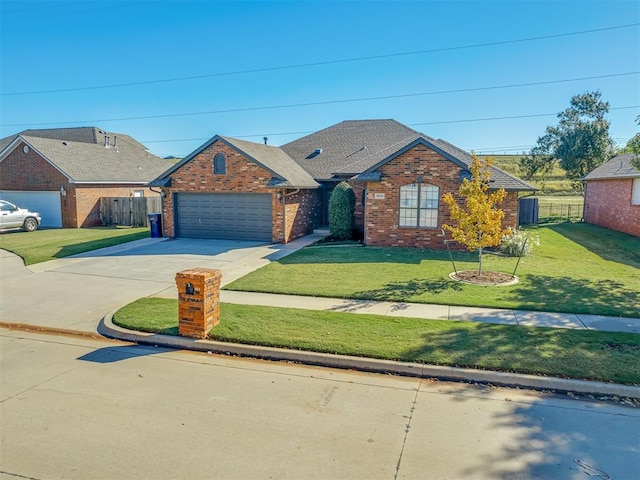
(151, 135, 319, 189)
(583, 154, 640, 180)
(18, 127, 147, 150)
(152, 119, 535, 191)
(283, 119, 536, 191)
(220, 136, 319, 188)
(0, 135, 14, 153)
(282, 120, 421, 180)
(3, 134, 171, 183)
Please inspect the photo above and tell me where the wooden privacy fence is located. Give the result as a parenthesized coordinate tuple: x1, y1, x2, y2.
(100, 197, 162, 227)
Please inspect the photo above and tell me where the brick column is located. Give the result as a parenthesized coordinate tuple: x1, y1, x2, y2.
(175, 268, 221, 339)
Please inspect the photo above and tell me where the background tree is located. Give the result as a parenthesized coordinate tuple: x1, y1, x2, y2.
(443, 154, 510, 275)
(621, 115, 640, 170)
(519, 91, 615, 190)
(329, 181, 355, 240)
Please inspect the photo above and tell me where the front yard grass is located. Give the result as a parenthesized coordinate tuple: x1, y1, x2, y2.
(113, 299, 640, 385)
(0, 227, 149, 265)
(226, 224, 640, 317)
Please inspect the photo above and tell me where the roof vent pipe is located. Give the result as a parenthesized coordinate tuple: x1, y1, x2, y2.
(105, 135, 110, 148)
(263, 137, 268, 145)
(114, 135, 118, 149)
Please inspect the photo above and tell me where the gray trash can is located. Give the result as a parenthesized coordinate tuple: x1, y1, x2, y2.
(148, 213, 162, 238)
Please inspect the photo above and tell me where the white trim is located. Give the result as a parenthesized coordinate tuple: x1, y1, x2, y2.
(632, 178, 640, 205)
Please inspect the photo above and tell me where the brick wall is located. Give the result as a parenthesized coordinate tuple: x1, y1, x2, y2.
(364, 145, 520, 248)
(0, 141, 69, 191)
(283, 189, 323, 242)
(585, 178, 640, 237)
(75, 185, 159, 228)
(161, 140, 318, 242)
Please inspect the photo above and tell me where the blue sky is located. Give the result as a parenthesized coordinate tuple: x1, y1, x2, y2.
(1, 0, 638, 158)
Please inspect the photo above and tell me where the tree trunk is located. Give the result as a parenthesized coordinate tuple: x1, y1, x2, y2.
(478, 247, 483, 275)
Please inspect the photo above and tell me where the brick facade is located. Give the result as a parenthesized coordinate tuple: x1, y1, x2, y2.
(161, 140, 321, 242)
(0, 140, 156, 228)
(283, 188, 323, 241)
(363, 145, 519, 248)
(75, 184, 158, 228)
(584, 178, 640, 237)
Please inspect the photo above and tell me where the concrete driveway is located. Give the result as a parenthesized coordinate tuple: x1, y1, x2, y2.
(0, 235, 320, 333)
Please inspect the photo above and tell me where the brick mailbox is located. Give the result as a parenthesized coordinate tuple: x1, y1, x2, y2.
(175, 268, 222, 339)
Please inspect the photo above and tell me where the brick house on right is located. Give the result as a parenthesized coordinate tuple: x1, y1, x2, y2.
(583, 153, 640, 237)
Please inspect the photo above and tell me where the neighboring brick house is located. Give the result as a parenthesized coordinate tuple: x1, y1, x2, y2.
(583, 153, 640, 237)
(0, 127, 171, 227)
(151, 120, 536, 247)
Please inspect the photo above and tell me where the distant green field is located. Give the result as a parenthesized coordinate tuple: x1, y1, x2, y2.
(480, 155, 578, 196)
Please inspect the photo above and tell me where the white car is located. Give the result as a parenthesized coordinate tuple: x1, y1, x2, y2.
(0, 200, 42, 232)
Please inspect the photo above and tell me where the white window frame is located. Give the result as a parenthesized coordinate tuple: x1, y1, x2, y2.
(399, 182, 439, 228)
(632, 178, 640, 205)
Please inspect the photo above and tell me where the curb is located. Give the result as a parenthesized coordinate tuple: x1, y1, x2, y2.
(99, 313, 640, 400)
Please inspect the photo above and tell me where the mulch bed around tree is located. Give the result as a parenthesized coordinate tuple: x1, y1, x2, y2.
(450, 270, 518, 286)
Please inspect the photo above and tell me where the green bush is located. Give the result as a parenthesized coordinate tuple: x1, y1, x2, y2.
(329, 181, 355, 240)
(499, 229, 540, 256)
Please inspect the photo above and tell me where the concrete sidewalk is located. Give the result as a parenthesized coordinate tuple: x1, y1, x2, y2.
(215, 290, 640, 334)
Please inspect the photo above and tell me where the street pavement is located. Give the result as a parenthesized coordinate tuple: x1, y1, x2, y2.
(1, 328, 638, 480)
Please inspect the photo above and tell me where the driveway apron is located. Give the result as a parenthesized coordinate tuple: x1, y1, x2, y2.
(0, 237, 307, 333)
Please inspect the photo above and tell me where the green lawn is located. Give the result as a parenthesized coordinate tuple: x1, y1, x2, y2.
(0, 227, 149, 265)
(113, 299, 640, 384)
(226, 224, 640, 317)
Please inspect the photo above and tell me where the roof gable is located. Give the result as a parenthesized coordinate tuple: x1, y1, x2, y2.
(0, 134, 170, 183)
(282, 119, 535, 191)
(152, 119, 535, 191)
(151, 135, 319, 189)
(0, 135, 73, 180)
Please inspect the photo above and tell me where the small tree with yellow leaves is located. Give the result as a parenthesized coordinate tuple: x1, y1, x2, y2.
(443, 154, 511, 275)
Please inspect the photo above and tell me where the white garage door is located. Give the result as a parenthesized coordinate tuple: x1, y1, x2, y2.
(0, 191, 62, 228)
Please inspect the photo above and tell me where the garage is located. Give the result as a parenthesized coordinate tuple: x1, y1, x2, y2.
(175, 192, 273, 241)
(0, 190, 62, 228)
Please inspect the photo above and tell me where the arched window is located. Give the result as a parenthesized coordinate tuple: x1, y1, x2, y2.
(399, 183, 439, 228)
(213, 153, 227, 174)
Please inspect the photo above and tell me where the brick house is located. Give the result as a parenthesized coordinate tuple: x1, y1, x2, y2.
(0, 128, 171, 227)
(583, 153, 640, 237)
(151, 120, 536, 248)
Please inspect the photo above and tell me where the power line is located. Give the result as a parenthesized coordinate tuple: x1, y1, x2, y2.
(140, 105, 640, 144)
(3, 72, 637, 128)
(2, 23, 637, 96)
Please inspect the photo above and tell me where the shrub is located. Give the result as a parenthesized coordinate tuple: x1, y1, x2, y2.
(499, 229, 540, 256)
(329, 182, 355, 240)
